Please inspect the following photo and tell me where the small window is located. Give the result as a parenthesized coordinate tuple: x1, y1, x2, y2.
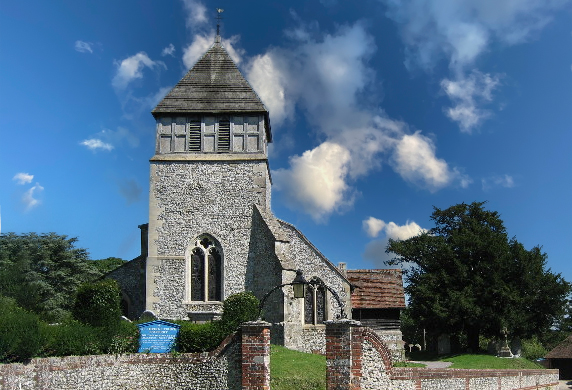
(188, 235, 223, 302)
(304, 278, 327, 325)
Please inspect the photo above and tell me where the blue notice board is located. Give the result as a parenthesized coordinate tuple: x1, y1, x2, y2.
(137, 320, 181, 353)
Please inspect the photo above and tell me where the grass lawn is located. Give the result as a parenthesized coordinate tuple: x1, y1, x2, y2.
(270, 345, 326, 390)
(440, 354, 543, 369)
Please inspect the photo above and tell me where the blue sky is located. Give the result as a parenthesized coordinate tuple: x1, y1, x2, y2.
(1, 0, 571, 284)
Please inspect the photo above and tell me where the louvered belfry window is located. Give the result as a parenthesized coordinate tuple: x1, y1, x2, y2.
(188, 235, 223, 302)
(188, 117, 201, 152)
(217, 116, 231, 152)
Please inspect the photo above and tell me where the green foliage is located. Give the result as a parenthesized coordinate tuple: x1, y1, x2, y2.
(40, 320, 104, 357)
(221, 291, 259, 331)
(106, 321, 139, 354)
(521, 337, 547, 361)
(270, 345, 326, 390)
(0, 233, 99, 322)
(176, 292, 260, 353)
(387, 201, 571, 351)
(72, 279, 122, 328)
(176, 321, 227, 353)
(0, 296, 43, 363)
(89, 257, 127, 275)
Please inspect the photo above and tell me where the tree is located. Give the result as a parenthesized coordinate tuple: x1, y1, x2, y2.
(387, 201, 570, 352)
(72, 279, 122, 328)
(0, 233, 100, 322)
(88, 257, 127, 275)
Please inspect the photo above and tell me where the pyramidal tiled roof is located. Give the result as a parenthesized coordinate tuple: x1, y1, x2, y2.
(152, 40, 268, 116)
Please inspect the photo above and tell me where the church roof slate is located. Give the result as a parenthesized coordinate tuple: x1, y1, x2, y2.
(152, 39, 271, 141)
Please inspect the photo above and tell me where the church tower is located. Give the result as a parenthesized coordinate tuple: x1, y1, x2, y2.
(146, 35, 273, 321)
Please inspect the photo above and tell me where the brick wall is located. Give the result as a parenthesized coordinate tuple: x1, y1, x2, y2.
(324, 320, 560, 390)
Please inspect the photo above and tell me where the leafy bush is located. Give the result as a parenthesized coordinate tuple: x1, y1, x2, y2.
(72, 279, 122, 328)
(0, 296, 43, 363)
(40, 320, 104, 357)
(521, 337, 547, 360)
(221, 291, 259, 331)
(176, 321, 227, 353)
(106, 321, 139, 354)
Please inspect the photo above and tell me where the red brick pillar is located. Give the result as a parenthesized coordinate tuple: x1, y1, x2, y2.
(325, 319, 362, 390)
(241, 321, 271, 390)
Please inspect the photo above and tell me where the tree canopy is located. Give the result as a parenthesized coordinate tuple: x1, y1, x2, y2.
(0, 233, 101, 322)
(387, 201, 570, 351)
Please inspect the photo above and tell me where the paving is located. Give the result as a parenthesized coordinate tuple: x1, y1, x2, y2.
(560, 380, 572, 390)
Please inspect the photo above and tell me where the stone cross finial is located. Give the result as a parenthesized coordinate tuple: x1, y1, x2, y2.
(216, 8, 224, 38)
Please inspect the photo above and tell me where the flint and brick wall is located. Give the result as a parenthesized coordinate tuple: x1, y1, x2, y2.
(0, 323, 272, 390)
(325, 320, 560, 390)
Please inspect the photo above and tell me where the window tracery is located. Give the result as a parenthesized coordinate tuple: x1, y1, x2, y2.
(304, 277, 327, 325)
(188, 235, 222, 302)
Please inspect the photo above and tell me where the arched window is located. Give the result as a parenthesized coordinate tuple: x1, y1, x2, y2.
(304, 278, 327, 325)
(188, 235, 222, 302)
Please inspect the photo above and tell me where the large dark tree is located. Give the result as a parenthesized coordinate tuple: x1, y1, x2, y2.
(0, 233, 100, 322)
(387, 201, 570, 352)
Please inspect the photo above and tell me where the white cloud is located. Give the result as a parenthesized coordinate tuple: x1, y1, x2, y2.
(13, 172, 34, 185)
(22, 183, 44, 211)
(81, 139, 114, 151)
(382, 0, 566, 131)
(363, 219, 427, 265)
(81, 127, 139, 152)
(181, 0, 208, 30)
(112, 52, 164, 90)
(74, 40, 93, 53)
(161, 43, 175, 57)
(441, 71, 501, 132)
(257, 21, 466, 220)
(392, 131, 459, 191)
(363, 217, 386, 238)
(272, 142, 353, 223)
(482, 174, 515, 191)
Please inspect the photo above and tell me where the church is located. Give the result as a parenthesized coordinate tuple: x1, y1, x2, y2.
(107, 33, 405, 357)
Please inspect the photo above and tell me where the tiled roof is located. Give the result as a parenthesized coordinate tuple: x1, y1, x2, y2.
(152, 39, 271, 141)
(347, 269, 406, 309)
(546, 334, 572, 359)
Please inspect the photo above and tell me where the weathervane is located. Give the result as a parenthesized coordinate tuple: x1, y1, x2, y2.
(216, 8, 224, 37)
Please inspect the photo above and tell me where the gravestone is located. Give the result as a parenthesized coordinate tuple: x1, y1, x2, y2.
(137, 320, 181, 353)
(437, 334, 451, 355)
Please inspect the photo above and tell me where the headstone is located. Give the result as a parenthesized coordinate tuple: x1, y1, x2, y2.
(437, 334, 451, 355)
(510, 337, 522, 357)
(139, 310, 158, 321)
(137, 320, 181, 353)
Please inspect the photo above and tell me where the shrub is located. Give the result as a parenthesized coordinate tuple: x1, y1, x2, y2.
(522, 336, 547, 360)
(0, 296, 43, 362)
(177, 321, 227, 353)
(106, 321, 139, 354)
(72, 279, 122, 328)
(40, 320, 104, 357)
(221, 291, 259, 331)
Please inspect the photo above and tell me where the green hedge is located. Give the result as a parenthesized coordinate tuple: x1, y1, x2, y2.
(0, 296, 43, 362)
(177, 291, 259, 353)
(72, 279, 122, 328)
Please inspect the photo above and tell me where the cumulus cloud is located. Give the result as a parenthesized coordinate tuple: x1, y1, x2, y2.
(482, 174, 515, 191)
(81, 127, 139, 152)
(13, 173, 34, 185)
(22, 183, 44, 211)
(118, 179, 142, 204)
(252, 21, 466, 219)
(272, 142, 353, 223)
(75, 40, 93, 53)
(363, 217, 386, 238)
(363, 219, 427, 266)
(112, 52, 165, 90)
(161, 43, 175, 57)
(382, 0, 567, 131)
(441, 71, 501, 132)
